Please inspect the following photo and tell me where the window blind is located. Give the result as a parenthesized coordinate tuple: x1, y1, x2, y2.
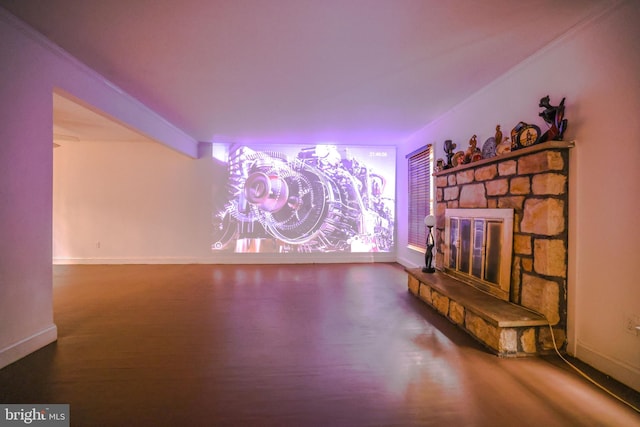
(407, 145, 432, 249)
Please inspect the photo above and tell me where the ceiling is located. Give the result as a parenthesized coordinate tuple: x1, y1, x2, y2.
(1, 0, 613, 146)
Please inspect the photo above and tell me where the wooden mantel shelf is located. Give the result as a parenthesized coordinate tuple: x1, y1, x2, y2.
(434, 140, 575, 176)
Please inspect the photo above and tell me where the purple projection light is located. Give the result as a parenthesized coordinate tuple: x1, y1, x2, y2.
(211, 144, 395, 254)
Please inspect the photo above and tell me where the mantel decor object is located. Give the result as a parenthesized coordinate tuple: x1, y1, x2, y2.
(464, 134, 482, 163)
(511, 121, 541, 150)
(538, 95, 568, 142)
(481, 137, 497, 159)
(422, 215, 436, 273)
(443, 140, 456, 169)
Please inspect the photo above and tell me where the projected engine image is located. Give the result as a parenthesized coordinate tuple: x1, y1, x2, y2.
(211, 144, 395, 253)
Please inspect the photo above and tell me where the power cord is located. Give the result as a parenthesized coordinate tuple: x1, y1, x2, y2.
(548, 324, 640, 413)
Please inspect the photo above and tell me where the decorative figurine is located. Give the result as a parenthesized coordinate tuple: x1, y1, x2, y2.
(496, 136, 512, 155)
(464, 135, 481, 163)
(469, 134, 478, 147)
(538, 95, 568, 142)
(443, 140, 456, 169)
(495, 125, 503, 147)
(452, 151, 465, 167)
(435, 158, 445, 172)
(422, 215, 436, 273)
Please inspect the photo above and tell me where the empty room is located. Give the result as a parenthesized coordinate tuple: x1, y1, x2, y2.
(1, 0, 639, 425)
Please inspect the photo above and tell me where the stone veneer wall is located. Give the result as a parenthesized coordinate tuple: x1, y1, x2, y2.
(433, 142, 573, 351)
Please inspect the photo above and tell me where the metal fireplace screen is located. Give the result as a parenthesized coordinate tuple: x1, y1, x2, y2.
(444, 209, 514, 300)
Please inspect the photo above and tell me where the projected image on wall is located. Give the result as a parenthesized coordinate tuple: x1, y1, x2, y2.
(211, 144, 395, 253)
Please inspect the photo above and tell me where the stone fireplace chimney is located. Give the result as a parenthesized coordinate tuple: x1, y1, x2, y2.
(407, 141, 574, 356)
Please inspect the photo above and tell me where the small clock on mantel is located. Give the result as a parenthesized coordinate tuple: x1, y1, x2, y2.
(511, 122, 541, 150)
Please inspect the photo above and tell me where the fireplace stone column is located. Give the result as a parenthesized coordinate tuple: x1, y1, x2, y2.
(432, 141, 573, 352)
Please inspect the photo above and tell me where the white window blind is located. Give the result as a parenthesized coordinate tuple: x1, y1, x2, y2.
(407, 145, 432, 249)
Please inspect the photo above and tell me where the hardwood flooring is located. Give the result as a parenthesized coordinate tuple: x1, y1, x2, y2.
(1, 263, 639, 426)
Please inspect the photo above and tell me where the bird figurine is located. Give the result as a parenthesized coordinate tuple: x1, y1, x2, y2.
(495, 125, 503, 147)
(464, 135, 481, 163)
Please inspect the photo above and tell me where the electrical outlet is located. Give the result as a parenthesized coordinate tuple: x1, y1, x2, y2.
(623, 314, 640, 336)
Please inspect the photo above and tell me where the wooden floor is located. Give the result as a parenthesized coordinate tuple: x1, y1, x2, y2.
(1, 263, 639, 426)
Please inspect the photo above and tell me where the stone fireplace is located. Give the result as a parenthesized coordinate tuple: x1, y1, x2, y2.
(407, 140, 573, 356)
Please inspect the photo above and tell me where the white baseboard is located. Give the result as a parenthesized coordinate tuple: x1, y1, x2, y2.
(53, 253, 398, 265)
(53, 257, 210, 265)
(574, 340, 640, 392)
(0, 325, 58, 370)
(396, 255, 422, 270)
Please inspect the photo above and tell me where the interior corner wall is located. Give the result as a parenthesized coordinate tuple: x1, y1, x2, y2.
(0, 9, 197, 368)
(0, 14, 57, 368)
(397, 0, 640, 390)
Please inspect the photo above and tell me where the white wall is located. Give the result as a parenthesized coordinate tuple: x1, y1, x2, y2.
(52, 139, 396, 264)
(0, 8, 197, 368)
(397, 0, 640, 390)
(0, 14, 56, 368)
(53, 140, 216, 263)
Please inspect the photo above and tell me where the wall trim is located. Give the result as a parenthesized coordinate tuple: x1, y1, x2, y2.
(0, 325, 58, 370)
(575, 340, 640, 392)
(395, 256, 421, 270)
(53, 253, 397, 265)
